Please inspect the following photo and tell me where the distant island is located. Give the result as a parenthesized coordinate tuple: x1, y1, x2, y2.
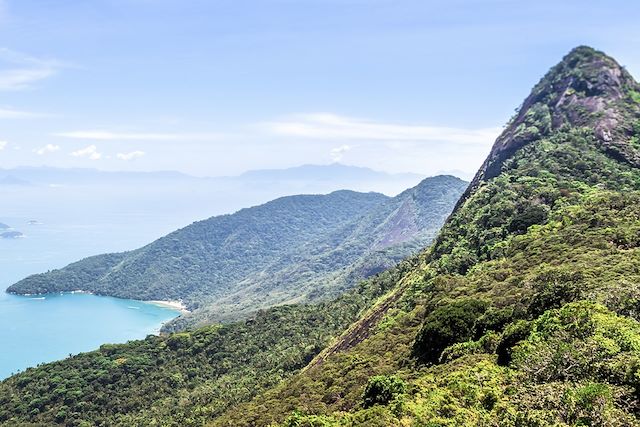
(0, 222, 9, 230)
(1, 231, 24, 239)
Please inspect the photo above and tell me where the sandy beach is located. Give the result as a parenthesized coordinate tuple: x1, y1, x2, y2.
(148, 300, 189, 313)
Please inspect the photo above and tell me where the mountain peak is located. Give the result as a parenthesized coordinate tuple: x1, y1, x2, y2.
(464, 46, 640, 198)
(535, 45, 632, 106)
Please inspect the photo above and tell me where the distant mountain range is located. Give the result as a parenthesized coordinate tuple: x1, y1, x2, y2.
(0, 163, 426, 187)
(0, 163, 439, 237)
(234, 163, 424, 182)
(0, 165, 431, 220)
(8, 175, 467, 330)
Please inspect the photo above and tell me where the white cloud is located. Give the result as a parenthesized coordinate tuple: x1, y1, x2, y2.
(0, 107, 44, 119)
(0, 140, 7, 150)
(117, 150, 145, 161)
(70, 145, 102, 160)
(54, 130, 223, 141)
(0, 48, 63, 91)
(263, 113, 501, 145)
(330, 144, 351, 162)
(33, 144, 60, 155)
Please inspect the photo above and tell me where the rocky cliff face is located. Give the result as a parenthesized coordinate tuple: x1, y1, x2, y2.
(459, 46, 640, 208)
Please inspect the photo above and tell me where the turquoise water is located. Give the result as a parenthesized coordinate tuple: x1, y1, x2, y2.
(0, 216, 181, 380)
(0, 292, 178, 379)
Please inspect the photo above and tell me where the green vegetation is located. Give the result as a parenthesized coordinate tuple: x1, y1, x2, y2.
(2, 46, 640, 426)
(413, 298, 488, 364)
(361, 375, 406, 408)
(207, 46, 640, 426)
(0, 262, 411, 426)
(8, 175, 466, 330)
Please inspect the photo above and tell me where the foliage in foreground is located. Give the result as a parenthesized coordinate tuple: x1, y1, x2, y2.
(0, 263, 410, 426)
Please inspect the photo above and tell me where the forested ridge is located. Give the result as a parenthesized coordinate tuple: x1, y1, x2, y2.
(210, 46, 640, 426)
(1, 46, 639, 426)
(8, 175, 466, 330)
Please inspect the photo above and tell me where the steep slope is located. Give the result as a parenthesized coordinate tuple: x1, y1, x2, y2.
(209, 46, 640, 426)
(0, 254, 415, 426)
(8, 176, 466, 329)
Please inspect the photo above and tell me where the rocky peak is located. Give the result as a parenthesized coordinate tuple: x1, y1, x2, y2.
(461, 46, 640, 204)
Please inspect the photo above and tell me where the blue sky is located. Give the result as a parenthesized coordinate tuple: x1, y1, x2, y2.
(0, 0, 638, 176)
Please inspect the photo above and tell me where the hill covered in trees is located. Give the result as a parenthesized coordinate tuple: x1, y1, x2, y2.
(211, 46, 640, 426)
(8, 175, 466, 329)
(1, 46, 639, 426)
(0, 264, 411, 425)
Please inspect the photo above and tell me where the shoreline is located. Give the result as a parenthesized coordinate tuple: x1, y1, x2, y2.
(6, 289, 190, 314)
(148, 300, 190, 313)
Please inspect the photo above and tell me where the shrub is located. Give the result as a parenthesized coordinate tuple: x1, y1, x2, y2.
(563, 382, 613, 425)
(440, 331, 500, 363)
(508, 204, 549, 234)
(496, 320, 532, 366)
(511, 302, 640, 386)
(474, 306, 523, 339)
(362, 375, 406, 408)
(526, 270, 585, 317)
(413, 299, 488, 364)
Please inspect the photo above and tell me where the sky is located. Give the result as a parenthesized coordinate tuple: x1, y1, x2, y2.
(0, 0, 638, 177)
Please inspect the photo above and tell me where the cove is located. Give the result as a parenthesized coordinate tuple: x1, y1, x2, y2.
(0, 214, 185, 380)
(0, 291, 179, 379)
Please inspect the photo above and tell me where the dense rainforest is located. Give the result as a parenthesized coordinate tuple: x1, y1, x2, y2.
(0, 262, 412, 426)
(1, 46, 639, 426)
(211, 46, 640, 426)
(7, 175, 466, 330)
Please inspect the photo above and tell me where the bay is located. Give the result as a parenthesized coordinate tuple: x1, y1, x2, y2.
(0, 171, 399, 380)
(0, 292, 179, 379)
(0, 215, 182, 380)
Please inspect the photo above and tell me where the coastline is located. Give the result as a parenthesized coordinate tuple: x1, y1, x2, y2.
(7, 287, 190, 315)
(148, 300, 189, 313)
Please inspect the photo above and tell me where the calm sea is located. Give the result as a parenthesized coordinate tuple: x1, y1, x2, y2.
(0, 215, 182, 379)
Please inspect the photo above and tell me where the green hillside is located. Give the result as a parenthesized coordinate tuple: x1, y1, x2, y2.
(1, 45, 638, 427)
(8, 175, 466, 329)
(210, 46, 640, 426)
(0, 257, 414, 426)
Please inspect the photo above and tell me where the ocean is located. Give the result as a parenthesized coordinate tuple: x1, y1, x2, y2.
(0, 214, 182, 379)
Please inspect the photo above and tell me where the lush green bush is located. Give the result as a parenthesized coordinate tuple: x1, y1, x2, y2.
(473, 306, 523, 339)
(362, 375, 406, 408)
(508, 203, 549, 234)
(496, 320, 532, 366)
(526, 269, 585, 317)
(511, 301, 640, 387)
(413, 299, 488, 364)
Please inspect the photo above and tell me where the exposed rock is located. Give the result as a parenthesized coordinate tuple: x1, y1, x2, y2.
(457, 46, 640, 210)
